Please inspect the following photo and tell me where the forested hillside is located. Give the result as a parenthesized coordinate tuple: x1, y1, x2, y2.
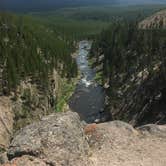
(0, 12, 78, 130)
(0, 12, 77, 95)
(29, 5, 166, 39)
(91, 20, 166, 126)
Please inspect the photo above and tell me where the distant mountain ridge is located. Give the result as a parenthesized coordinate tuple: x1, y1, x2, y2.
(0, 0, 117, 12)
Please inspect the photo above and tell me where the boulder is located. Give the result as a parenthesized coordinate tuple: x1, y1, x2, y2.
(7, 111, 90, 166)
(85, 121, 138, 149)
(88, 121, 166, 166)
(3, 111, 166, 166)
(0, 97, 13, 150)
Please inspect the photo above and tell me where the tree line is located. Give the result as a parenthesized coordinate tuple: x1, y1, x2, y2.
(91, 21, 166, 97)
(0, 12, 78, 95)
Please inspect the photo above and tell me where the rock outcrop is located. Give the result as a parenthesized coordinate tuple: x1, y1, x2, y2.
(109, 66, 166, 126)
(0, 97, 13, 151)
(139, 9, 166, 29)
(2, 155, 48, 166)
(2, 111, 166, 166)
(12, 72, 59, 131)
(7, 111, 90, 166)
(88, 121, 166, 166)
(11, 68, 76, 131)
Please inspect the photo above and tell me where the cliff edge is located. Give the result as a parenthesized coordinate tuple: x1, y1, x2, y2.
(1, 111, 166, 166)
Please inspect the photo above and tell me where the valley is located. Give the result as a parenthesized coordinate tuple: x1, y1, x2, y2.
(69, 41, 110, 123)
(0, 2, 166, 166)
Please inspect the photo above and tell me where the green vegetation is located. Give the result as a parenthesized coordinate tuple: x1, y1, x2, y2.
(29, 14, 108, 40)
(53, 4, 166, 21)
(88, 6, 166, 124)
(0, 12, 77, 95)
(56, 80, 76, 112)
(94, 71, 103, 85)
(29, 4, 166, 39)
(1, 4, 166, 118)
(91, 21, 166, 113)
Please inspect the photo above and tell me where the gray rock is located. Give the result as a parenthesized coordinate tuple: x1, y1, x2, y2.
(109, 120, 136, 133)
(88, 121, 166, 166)
(4, 112, 166, 166)
(2, 155, 48, 166)
(7, 111, 90, 166)
(138, 124, 166, 137)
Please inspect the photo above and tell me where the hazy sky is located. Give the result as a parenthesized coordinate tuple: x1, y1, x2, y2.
(0, 0, 166, 11)
(118, 0, 166, 4)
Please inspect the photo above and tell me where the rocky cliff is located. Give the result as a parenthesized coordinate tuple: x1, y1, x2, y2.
(139, 9, 166, 29)
(0, 12, 79, 151)
(0, 97, 13, 152)
(107, 62, 166, 126)
(0, 68, 77, 156)
(1, 111, 166, 166)
(90, 11, 166, 126)
(11, 69, 61, 131)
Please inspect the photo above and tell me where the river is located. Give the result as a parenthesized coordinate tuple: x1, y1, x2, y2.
(69, 40, 110, 123)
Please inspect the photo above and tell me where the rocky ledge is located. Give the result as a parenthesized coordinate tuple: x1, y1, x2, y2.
(139, 9, 166, 29)
(1, 111, 166, 166)
(0, 97, 13, 151)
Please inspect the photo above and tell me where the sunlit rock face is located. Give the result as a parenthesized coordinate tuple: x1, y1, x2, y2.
(139, 9, 166, 29)
(3, 111, 166, 166)
(0, 97, 13, 150)
(7, 111, 91, 166)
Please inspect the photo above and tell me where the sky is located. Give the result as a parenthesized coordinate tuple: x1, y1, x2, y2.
(118, 0, 166, 4)
(0, 0, 166, 11)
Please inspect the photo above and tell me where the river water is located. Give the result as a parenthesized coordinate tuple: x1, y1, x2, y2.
(69, 40, 106, 123)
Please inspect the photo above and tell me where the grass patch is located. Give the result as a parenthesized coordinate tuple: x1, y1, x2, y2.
(94, 72, 103, 85)
(55, 80, 76, 112)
